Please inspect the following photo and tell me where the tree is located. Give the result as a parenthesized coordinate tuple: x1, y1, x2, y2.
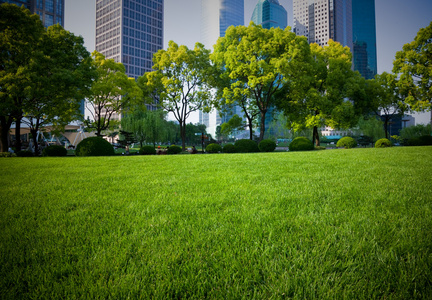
(85, 51, 142, 137)
(141, 41, 213, 150)
(278, 40, 359, 146)
(220, 114, 245, 137)
(0, 4, 44, 152)
(369, 72, 407, 138)
(21, 24, 95, 155)
(211, 23, 311, 142)
(0, 4, 95, 153)
(393, 21, 432, 116)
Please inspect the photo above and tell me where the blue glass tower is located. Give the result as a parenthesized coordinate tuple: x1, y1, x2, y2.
(251, 0, 287, 29)
(0, 0, 64, 27)
(352, 0, 377, 79)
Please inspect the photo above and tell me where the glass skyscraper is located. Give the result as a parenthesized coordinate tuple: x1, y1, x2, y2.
(251, 0, 287, 29)
(352, 0, 377, 79)
(200, 0, 244, 134)
(0, 0, 64, 27)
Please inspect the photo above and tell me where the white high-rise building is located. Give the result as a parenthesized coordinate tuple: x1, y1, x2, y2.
(293, 0, 352, 49)
(199, 0, 244, 137)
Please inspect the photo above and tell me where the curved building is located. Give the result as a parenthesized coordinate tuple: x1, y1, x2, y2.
(251, 0, 287, 29)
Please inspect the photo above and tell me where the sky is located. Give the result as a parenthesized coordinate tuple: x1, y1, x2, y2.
(64, 0, 432, 125)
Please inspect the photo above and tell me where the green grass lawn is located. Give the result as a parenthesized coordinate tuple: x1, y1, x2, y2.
(1, 147, 431, 298)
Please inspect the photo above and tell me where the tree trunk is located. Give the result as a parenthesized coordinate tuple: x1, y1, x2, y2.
(0, 116, 12, 152)
(30, 129, 39, 156)
(258, 111, 266, 142)
(180, 121, 186, 151)
(14, 116, 22, 152)
(383, 118, 389, 139)
(313, 126, 320, 147)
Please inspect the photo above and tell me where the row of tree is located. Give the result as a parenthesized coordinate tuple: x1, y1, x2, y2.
(1, 3, 431, 152)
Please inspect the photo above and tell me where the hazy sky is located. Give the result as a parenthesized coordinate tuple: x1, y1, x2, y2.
(64, 0, 432, 124)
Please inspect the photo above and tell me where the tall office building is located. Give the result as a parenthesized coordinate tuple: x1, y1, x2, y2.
(199, 0, 244, 134)
(0, 0, 65, 27)
(352, 0, 377, 79)
(293, 0, 352, 49)
(251, 0, 287, 29)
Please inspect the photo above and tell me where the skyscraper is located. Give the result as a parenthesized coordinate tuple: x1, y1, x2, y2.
(200, 0, 244, 134)
(95, 0, 163, 115)
(0, 0, 64, 27)
(352, 0, 377, 79)
(293, 0, 352, 49)
(251, 0, 287, 29)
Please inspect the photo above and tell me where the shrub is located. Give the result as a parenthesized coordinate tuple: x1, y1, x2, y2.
(419, 135, 432, 146)
(336, 136, 357, 149)
(167, 145, 182, 154)
(289, 137, 314, 152)
(258, 139, 276, 152)
(42, 145, 67, 157)
(206, 143, 222, 153)
(0, 152, 16, 157)
(406, 135, 432, 146)
(16, 150, 33, 157)
(375, 138, 392, 148)
(139, 145, 156, 155)
(234, 139, 259, 153)
(223, 144, 236, 153)
(75, 137, 115, 156)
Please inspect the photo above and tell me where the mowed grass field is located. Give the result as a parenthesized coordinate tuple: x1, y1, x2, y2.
(1, 147, 431, 299)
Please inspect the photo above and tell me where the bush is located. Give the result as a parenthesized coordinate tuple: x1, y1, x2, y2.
(234, 139, 259, 153)
(42, 145, 67, 157)
(16, 150, 33, 157)
(75, 137, 115, 156)
(375, 138, 392, 148)
(139, 145, 156, 155)
(406, 135, 432, 146)
(258, 139, 276, 152)
(167, 145, 182, 154)
(336, 136, 357, 149)
(0, 152, 16, 157)
(289, 137, 314, 152)
(223, 144, 236, 153)
(206, 143, 222, 153)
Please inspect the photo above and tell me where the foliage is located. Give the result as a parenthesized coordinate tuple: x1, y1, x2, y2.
(84, 51, 142, 137)
(279, 40, 360, 147)
(16, 150, 33, 157)
(258, 139, 276, 152)
(220, 114, 245, 137)
(211, 23, 311, 142)
(1, 148, 431, 298)
(141, 41, 212, 150)
(353, 116, 386, 142)
(399, 124, 431, 139)
(393, 21, 432, 112)
(117, 130, 137, 149)
(75, 137, 114, 156)
(205, 143, 222, 153)
(223, 144, 236, 153)
(139, 146, 156, 155)
(0, 152, 16, 157)
(336, 137, 357, 149)
(42, 145, 67, 157)
(234, 139, 259, 153)
(406, 135, 432, 146)
(166, 145, 182, 155)
(289, 137, 314, 152)
(185, 123, 208, 146)
(375, 138, 392, 148)
(0, 4, 95, 153)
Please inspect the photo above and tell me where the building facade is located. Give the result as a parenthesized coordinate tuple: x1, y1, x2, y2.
(251, 0, 287, 29)
(293, 0, 352, 49)
(199, 0, 244, 135)
(1, 0, 64, 27)
(352, 0, 377, 79)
